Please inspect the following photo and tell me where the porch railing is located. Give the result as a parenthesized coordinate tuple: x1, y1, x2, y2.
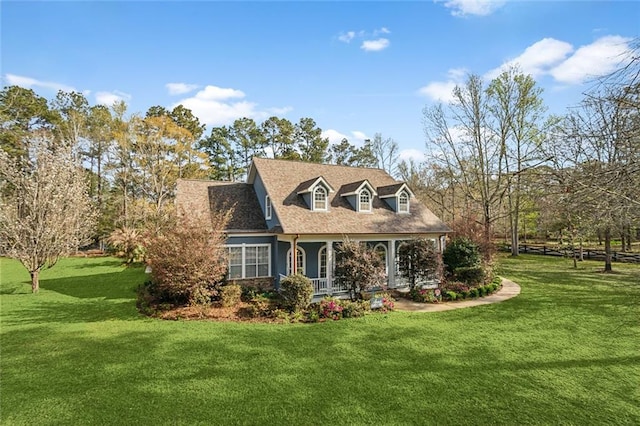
(310, 277, 349, 296)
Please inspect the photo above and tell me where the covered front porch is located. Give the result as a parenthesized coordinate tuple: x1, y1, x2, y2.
(276, 234, 445, 297)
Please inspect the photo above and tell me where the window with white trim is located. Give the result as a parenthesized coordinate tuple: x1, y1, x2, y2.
(265, 195, 272, 220)
(359, 189, 371, 212)
(319, 246, 327, 278)
(287, 247, 306, 275)
(373, 243, 388, 274)
(227, 244, 271, 279)
(313, 186, 327, 211)
(398, 191, 409, 213)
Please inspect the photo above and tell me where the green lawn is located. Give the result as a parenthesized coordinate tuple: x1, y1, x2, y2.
(1, 255, 639, 425)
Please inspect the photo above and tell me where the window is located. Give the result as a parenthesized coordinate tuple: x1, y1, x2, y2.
(319, 246, 327, 278)
(227, 244, 271, 279)
(228, 247, 243, 279)
(287, 247, 306, 275)
(359, 189, 371, 212)
(313, 186, 327, 211)
(373, 243, 388, 274)
(398, 191, 409, 213)
(265, 195, 272, 220)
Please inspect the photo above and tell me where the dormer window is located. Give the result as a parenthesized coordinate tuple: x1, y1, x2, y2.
(378, 182, 414, 214)
(359, 189, 371, 212)
(398, 191, 409, 213)
(313, 186, 327, 211)
(265, 195, 272, 220)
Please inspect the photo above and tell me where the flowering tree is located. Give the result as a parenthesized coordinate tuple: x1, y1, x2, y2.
(0, 135, 96, 292)
(334, 239, 386, 301)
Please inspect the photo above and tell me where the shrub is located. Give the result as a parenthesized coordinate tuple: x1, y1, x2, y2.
(245, 294, 278, 318)
(334, 239, 386, 301)
(445, 291, 457, 301)
(143, 210, 231, 307)
(279, 274, 314, 312)
(477, 286, 486, 297)
(409, 288, 438, 303)
(107, 227, 146, 264)
(341, 300, 369, 318)
(469, 288, 479, 298)
(374, 292, 396, 312)
(443, 237, 481, 275)
(454, 266, 485, 286)
(319, 297, 344, 320)
(241, 286, 259, 302)
(460, 290, 469, 299)
(442, 281, 470, 293)
(220, 283, 242, 307)
(397, 238, 444, 289)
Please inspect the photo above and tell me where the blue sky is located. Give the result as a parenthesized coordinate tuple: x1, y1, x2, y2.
(2, 1, 638, 162)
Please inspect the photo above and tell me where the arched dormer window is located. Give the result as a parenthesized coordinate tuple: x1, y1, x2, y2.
(359, 189, 371, 212)
(398, 191, 409, 213)
(313, 186, 327, 211)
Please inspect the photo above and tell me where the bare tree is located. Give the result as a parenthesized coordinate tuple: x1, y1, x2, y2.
(0, 134, 96, 292)
(371, 133, 399, 175)
(423, 74, 508, 259)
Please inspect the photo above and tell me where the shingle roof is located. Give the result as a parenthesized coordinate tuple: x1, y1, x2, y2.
(377, 182, 410, 197)
(176, 179, 267, 231)
(250, 158, 451, 235)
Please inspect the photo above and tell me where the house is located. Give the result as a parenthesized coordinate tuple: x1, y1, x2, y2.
(176, 157, 452, 296)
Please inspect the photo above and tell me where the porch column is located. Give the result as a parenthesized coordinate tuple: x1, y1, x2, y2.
(388, 239, 396, 288)
(326, 240, 334, 296)
(290, 237, 298, 275)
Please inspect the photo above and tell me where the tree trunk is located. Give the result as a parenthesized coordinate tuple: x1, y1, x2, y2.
(604, 227, 612, 272)
(31, 270, 40, 293)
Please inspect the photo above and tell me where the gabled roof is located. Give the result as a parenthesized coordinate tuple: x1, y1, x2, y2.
(176, 179, 267, 232)
(339, 179, 378, 197)
(250, 157, 451, 235)
(377, 182, 415, 198)
(294, 176, 335, 195)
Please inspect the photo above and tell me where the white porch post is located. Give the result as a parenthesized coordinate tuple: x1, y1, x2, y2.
(326, 240, 334, 296)
(388, 239, 396, 288)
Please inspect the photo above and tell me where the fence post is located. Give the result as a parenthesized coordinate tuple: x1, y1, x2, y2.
(543, 246, 547, 255)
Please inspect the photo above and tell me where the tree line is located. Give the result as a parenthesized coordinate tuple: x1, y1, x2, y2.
(415, 44, 639, 271)
(1, 40, 638, 290)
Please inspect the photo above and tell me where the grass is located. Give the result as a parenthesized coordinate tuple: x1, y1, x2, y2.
(1, 255, 639, 425)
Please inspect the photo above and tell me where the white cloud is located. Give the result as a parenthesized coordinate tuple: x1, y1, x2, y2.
(485, 38, 574, 80)
(438, 0, 506, 17)
(399, 149, 425, 163)
(166, 82, 199, 95)
(418, 68, 467, 103)
(549, 35, 632, 84)
(484, 35, 632, 86)
(374, 27, 391, 35)
(361, 38, 390, 52)
(338, 31, 356, 43)
(175, 85, 290, 127)
(322, 129, 369, 146)
(95, 90, 131, 106)
(4, 73, 76, 92)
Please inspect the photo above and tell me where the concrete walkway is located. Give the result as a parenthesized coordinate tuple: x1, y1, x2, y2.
(393, 278, 521, 312)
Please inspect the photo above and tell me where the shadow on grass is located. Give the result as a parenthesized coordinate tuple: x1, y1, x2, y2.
(40, 269, 143, 299)
(69, 258, 126, 269)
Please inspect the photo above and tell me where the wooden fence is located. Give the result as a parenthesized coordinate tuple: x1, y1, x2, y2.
(504, 245, 640, 264)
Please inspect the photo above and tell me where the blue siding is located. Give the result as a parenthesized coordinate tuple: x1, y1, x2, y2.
(383, 196, 398, 211)
(344, 194, 357, 210)
(301, 192, 311, 209)
(226, 235, 278, 279)
(252, 172, 280, 229)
